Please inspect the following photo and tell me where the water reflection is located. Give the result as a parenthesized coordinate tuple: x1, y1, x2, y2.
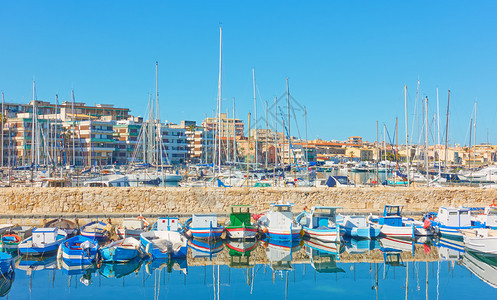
(2, 236, 497, 299)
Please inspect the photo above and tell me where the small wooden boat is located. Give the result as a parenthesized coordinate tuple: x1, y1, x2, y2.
(80, 221, 109, 240)
(45, 218, 79, 236)
(99, 237, 142, 262)
(432, 207, 481, 239)
(57, 235, 99, 265)
(338, 215, 381, 239)
(185, 214, 224, 240)
(0, 233, 21, 251)
(18, 228, 67, 256)
(257, 203, 301, 241)
(117, 217, 149, 239)
(297, 206, 341, 243)
(461, 228, 497, 255)
(374, 205, 414, 239)
(225, 205, 258, 239)
(140, 231, 188, 259)
(0, 252, 14, 275)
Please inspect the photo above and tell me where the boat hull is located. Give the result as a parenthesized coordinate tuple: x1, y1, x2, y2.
(100, 245, 139, 262)
(302, 227, 340, 243)
(59, 236, 99, 265)
(189, 227, 224, 240)
(225, 227, 258, 239)
(266, 228, 302, 241)
(462, 229, 497, 255)
(140, 231, 188, 259)
(380, 224, 414, 239)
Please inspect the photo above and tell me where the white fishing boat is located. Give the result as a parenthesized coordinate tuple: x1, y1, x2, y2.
(117, 217, 149, 239)
(433, 207, 479, 239)
(461, 228, 497, 255)
(296, 206, 341, 243)
(257, 203, 301, 241)
(337, 215, 381, 239)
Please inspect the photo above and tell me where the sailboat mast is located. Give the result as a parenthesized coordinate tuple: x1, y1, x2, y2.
(444, 90, 450, 170)
(473, 101, 477, 169)
(265, 100, 268, 169)
(71, 89, 75, 166)
(424, 96, 429, 186)
(252, 68, 257, 168)
(437, 88, 441, 177)
(233, 98, 236, 164)
(286, 78, 290, 166)
(274, 96, 277, 186)
(31, 81, 36, 167)
(217, 26, 222, 175)
(404, 85, 409, 185)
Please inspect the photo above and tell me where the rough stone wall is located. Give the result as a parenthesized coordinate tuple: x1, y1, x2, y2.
(0, 187, 496, 215)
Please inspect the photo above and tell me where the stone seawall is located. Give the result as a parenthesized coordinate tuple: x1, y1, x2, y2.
(0, 187, 496, 216)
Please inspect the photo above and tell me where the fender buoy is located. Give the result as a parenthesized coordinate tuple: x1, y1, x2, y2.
(423, 219, 431, 230)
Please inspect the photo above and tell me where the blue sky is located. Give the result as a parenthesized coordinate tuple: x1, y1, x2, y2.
(1, 1, 496, 145)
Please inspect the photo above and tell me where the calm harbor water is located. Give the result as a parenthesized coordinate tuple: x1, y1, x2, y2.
(3, 237, 496, 299)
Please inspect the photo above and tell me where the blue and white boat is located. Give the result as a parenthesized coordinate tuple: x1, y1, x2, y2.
(141, 218, 188, 260)
(57, 235, 99, 265)
(432, 206, 482, 240)
(297, 206, 341, 243)
(258, 203, 301, 241)
(80, 221, 109, 240)
(338, 214, 381, 239)
(0, 252, 14, 275)
(185, 214, 223, 240)
(99, 237, 142, 262)
(18, 228, 67, 256)
(373, 205, 414, 239)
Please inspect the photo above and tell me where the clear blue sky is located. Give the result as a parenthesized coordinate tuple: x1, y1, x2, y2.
(1, 1, 496, 146)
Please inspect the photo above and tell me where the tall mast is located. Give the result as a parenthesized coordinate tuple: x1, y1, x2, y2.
(265, 100, 268, 169)
(376, 121, 379, 185)
(233, 98, 236, 164)
(404, 85, 409, 185)
(217, 26, 222, 175)
(444, 90, 450, 169)
(252, 68, 258, 168)
(274, 96, 277, 186)
(71, 89, 75, 166)
(286, 78, 290, 166)
(424, 96, 429, 186)
(246, 112, 251, 187)
(156, 61, 164, 170)
(437, 88, 441, 177)
(304, 106, 308, 165)
(31, 81, 36, 167)
(473, 101, 477, 169)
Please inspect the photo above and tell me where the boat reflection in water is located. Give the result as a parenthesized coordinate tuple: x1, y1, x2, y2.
(305, 247, 345, 273)
(59, 260, 98, 286)
(265, 238, 302, 272)
(462, 250, 497, 288)
(99, 257, 143, 278)
(189, 239, 224, 260)
(343, 237, 381, 254)
(0, 270, 14, 297)
(145, 257, 188, 275)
